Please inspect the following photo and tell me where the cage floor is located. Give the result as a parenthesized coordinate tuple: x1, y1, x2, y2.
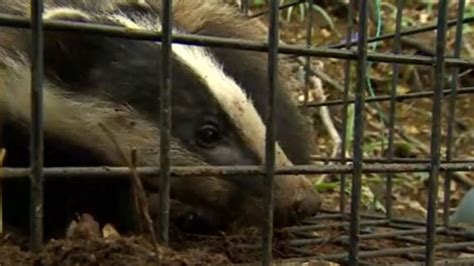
(1, 210, 474, 265)
(270, 211, 474, 265)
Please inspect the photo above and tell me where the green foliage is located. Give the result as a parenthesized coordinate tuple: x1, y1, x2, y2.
(249, 0, 266, 7)
(464, 2, 474, 34)
(314, 181, 340, 192)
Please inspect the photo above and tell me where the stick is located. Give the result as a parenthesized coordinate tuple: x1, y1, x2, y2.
(98, 123, 162, 263)
(130, 148, 144, 234)
(307, 74, 342, 158)
(0, 148, 5, 234)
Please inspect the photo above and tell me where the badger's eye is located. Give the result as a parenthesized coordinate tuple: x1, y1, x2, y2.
(196, 123, 221, 148)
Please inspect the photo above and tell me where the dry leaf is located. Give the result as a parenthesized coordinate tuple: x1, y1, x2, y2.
(419, 13, 430, 24)
(102, 223, 121, 240)
(66, 213, 101, 239)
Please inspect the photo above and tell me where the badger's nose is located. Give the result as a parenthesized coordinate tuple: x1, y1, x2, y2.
(293, 189, 322, 222)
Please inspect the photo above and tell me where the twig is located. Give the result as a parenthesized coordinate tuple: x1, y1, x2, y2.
(296, 59, 342, 184)
(295, 56, 344, 93)
(308, 75, 341, 158)
(98, 123, 162, 263)
(296, 58, 342, 159)
(0, 148, 5, 234)
(131, 148, 144, 234)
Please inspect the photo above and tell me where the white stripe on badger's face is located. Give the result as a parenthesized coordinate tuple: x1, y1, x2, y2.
(69, 9, 294, 167)
(169, 43, 291, 166)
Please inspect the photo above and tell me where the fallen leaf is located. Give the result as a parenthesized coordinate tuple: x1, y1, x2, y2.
(103, 223, 121, 240)
(66, 213, 101, 239)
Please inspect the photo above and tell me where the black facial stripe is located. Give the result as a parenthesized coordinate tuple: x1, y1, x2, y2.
(39, 28, 260, 166)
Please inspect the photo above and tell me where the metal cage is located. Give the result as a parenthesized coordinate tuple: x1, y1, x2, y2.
(0, 0, 473, 265)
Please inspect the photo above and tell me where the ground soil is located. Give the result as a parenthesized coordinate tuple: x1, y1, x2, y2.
(0, 216, 302, 266)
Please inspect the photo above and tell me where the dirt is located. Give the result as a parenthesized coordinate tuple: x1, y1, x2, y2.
(0, 214, 301, 266)
(0, 232, 232, 265)
(3, 210, 472, 266)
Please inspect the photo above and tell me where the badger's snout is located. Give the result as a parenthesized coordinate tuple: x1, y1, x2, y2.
(272, 175, 322, 227)
(291, 188, 321, 222)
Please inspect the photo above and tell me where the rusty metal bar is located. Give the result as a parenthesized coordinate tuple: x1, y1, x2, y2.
(349, 0, 369, 264)
(240, 0, 250, 16)
(443, 0, 465, 228)
(0, 13, 472, 68)
(262, 0, 279, 264)
(289, 227, 447, 246)
(385, 0, 404, 221)
(288, 219, 389, 234)
(306, 209, 472, 231)
(426, 1, 448, 264)
(158, 0, 172, 246)
(29, 0, 45, 253)
(307, 86, 474, 108)
(1, 162, 473, 179)
(310, 157, 474, 164)
(338, 0, 356, 215)
(308, 241, 474, 262)
(303, 0, 313, 110)
(249, 0, 305, 19)
(328, 14, 474, 49)
(392, 258, 474, 266)
(275, 253, 474, 266)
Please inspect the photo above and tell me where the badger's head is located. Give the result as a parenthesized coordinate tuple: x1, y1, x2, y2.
(0, 0, 321, 231)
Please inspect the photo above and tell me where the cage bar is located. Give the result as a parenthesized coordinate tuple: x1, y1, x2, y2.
(328, 15, 474, 49)
(443, 0, 466, 228)
(240, 0, 249, 15)
(308, 86, 474, 108)
(425, 1, 448, 264)
(385, 0, 405, 221)
(29, 0, 45, 252)
(158, 0, 173, 245)
(1, 162, 473, 179)
(339, 0, 356, 216)
(310, 157, 474, 164)
(262, 0, 279, 264)
(348, 0, 369, 263)
(303, 0, 313, 110)
(0, 13, 472, 68)
(248, 0, 305, 19)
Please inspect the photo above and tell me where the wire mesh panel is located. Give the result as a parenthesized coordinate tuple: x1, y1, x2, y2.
(0, 0, 473, 265)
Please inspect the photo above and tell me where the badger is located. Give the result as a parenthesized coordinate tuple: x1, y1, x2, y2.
(0, 0, 321, 237)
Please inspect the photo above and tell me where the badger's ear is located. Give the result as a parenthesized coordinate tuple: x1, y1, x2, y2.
(33, 8, 110, 84)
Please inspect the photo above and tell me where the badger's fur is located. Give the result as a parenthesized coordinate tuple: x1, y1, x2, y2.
(0, 0, 321, 237)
